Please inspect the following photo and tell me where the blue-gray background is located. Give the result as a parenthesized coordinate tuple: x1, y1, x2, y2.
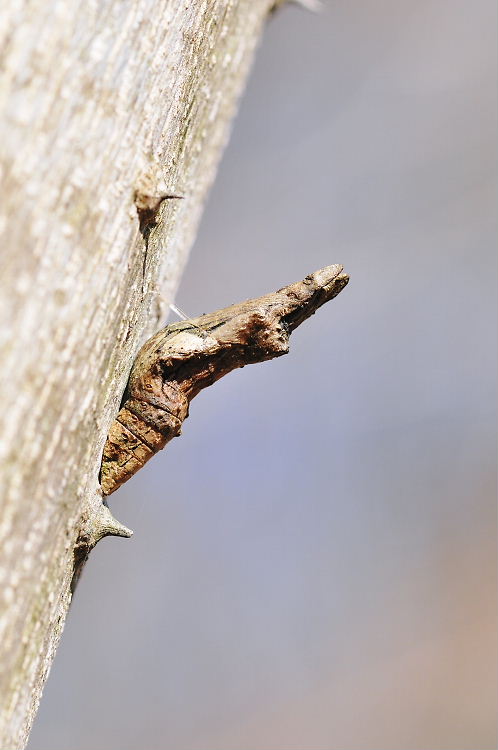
(29, 1, 496, 748)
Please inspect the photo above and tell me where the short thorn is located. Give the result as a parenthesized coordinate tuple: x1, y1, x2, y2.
(292, 0, 323, 11)
(92, 504, 133, 544)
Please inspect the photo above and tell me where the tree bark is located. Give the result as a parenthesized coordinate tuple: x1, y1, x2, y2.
(0, 1, 276, 746)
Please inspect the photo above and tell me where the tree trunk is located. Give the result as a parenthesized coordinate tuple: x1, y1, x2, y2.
(0, 1, 276, 746)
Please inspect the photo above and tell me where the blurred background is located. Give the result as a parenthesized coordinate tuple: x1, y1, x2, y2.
(28, 1, 496, 748)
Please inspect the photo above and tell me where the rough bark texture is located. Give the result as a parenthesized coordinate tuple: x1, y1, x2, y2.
(0, 1, 277, 746)
(100, 265, 349, 495)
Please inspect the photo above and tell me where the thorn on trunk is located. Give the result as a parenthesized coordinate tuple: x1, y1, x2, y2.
(134, 189, 184, 233)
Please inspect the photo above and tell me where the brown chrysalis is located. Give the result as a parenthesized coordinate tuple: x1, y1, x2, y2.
(100, 264, 349, 495)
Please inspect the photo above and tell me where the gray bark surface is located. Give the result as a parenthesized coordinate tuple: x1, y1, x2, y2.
(0, 1, 274, 746)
